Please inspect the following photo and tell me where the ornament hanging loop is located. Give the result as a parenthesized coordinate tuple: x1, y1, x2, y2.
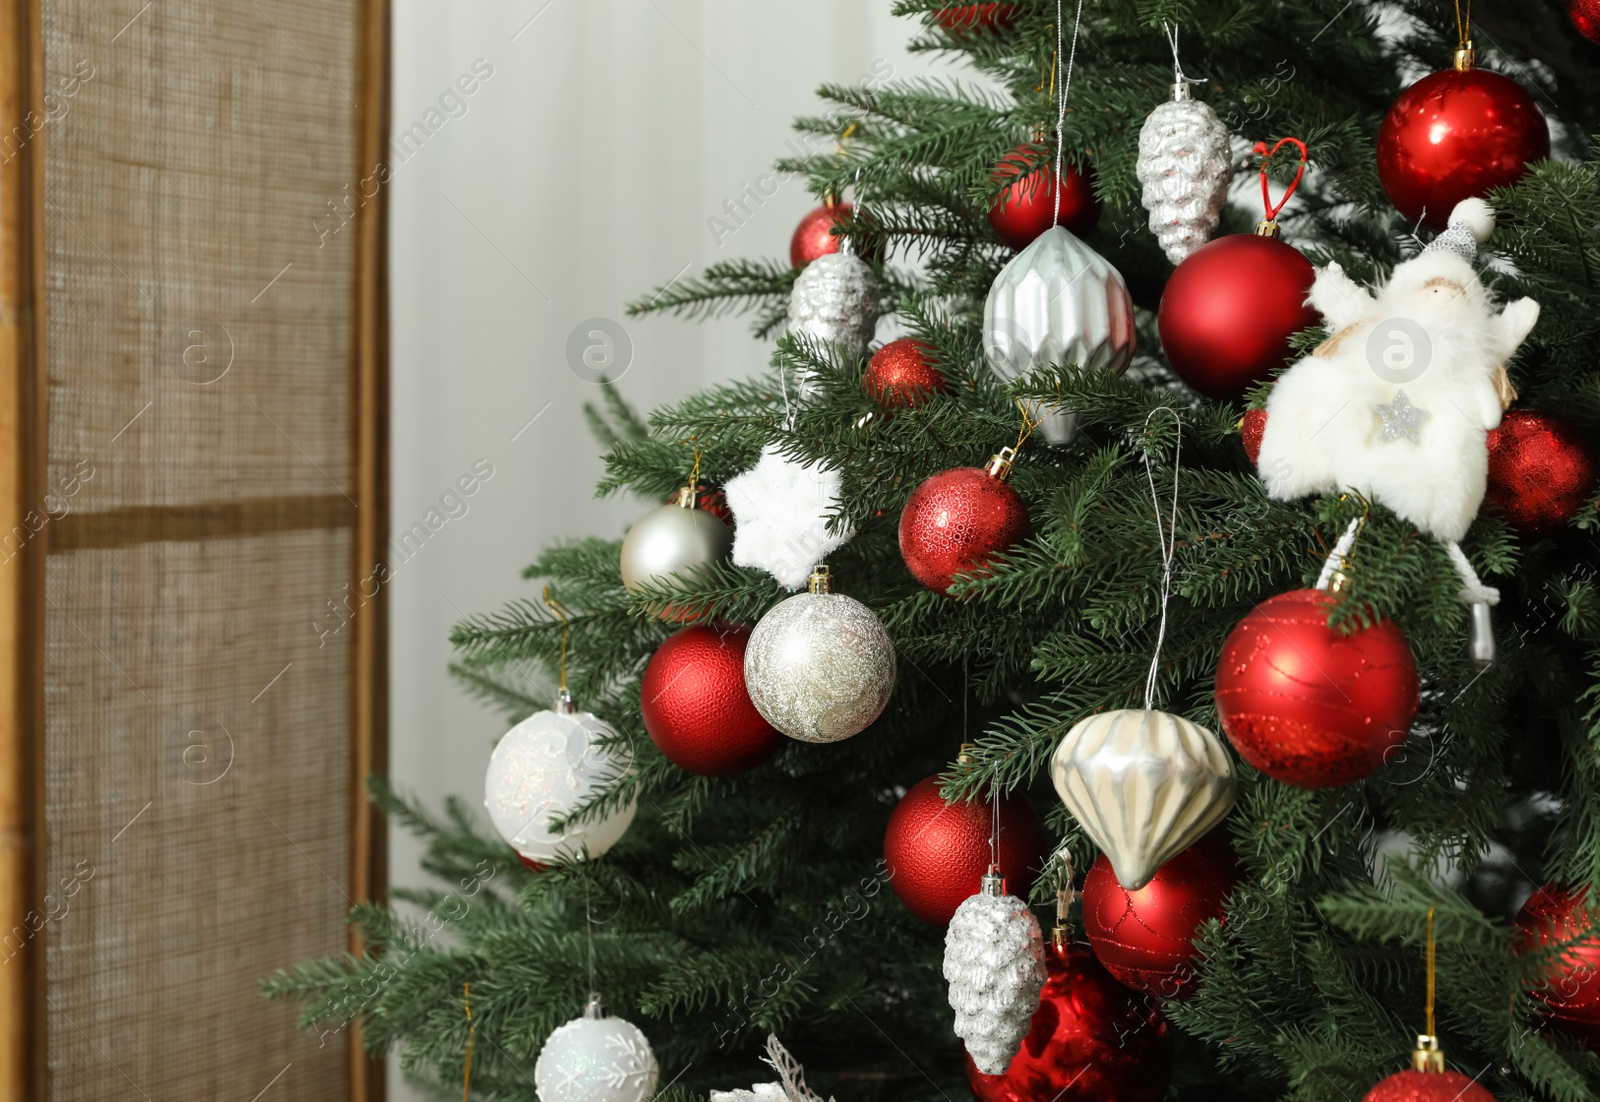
(543, 586, 574, 709)
(1410, 905, 1446, 1071)
(1253, 137, 1309, 234)
(1453, 0, 1473, 66)
(1140, 407, 1183, 711)
(1162, 22, 1206, 99)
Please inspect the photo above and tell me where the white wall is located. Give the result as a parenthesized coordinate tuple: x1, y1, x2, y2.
(387, 3, 938, 1097)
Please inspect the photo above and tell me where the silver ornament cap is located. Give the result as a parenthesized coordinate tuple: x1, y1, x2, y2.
(943, 880, 1046, 1075)
(619, 489, 733, 594)
(1136, 86, 1233, 266)
(1050, 708, 1235, 889)
(982, 226, 1136, 445)
(743, 567, 896, 743)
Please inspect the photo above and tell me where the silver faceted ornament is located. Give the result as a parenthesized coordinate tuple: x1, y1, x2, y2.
(786, 251, 880, 395)
(744, 567, 895, 743)
(1137, 82, 1233, 266)
(1050, 708, 1234, 890)
(534, 993, 660, 1102)
(619, 487, 733, 594)
(982, 225, 1136, 445)
(942, 874, 1046, 1075)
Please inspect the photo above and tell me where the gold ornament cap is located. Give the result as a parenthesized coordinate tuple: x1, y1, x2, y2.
(1454, 43, 1475, 71)
(675, 485, 697, 509)
(1411, 1034, 1445, 1073)
(987, 446, 1018, 481)
(808, 565, 832, 594)
(1254, 219, 1282, 238)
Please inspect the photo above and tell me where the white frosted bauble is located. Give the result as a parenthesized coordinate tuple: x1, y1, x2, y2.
(534, 1000, 659, 1102)
(484, 703, 636, 864)
(1137, 85, 1233, 266)
(982, 226, 1135, 444)
(1050, 708, 1234, 890)
(744, 587, 895, 744)
(786, 251, 880, 394)
(942, 877, 1046, 1075)
(619, 496, 732, 594)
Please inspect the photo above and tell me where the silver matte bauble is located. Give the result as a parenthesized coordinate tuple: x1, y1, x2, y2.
(534, 993, 659, 1102)
(982, 225, 1136, 445)
(943, 874, 1046, 1075)
(619, 491, 732, 594)
(1137, 83, 1233, 266)
(744, 571, 895, 743)
(787, 251, 880, 395)
(484, 697, 636, 864)
(1051, 708, 1234, 890)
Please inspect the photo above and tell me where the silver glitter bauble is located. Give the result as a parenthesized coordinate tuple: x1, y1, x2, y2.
(620, 490, 733, 594)
(1137, 83, 1233, 266)
(1050, 708, 1234, 890)
(534, 994, 659, 1102)
(942, 875, 1046, 1075)
(484, 697, 636, 864)
(982, 225, 1136, 445)
(743, 570, 895, 744)
(786, 251, 880, 394)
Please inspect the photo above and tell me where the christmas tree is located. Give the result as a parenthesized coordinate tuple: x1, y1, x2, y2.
(265, 2, 1600, 1100)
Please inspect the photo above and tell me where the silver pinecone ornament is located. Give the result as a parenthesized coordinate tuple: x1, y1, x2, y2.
(1137, 82, 1232, 266)
(942, 872, 1046, 1075)
(786, 251, 879, 396)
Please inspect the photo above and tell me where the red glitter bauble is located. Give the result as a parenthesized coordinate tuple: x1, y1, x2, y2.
(987, 145, 1100, 250)
(1485, 410, 1597, 534)
(1081, 830, 1241, 997)
(1157, 234, 1318, 401)
(1363, 1070, 1498, 1102)
(1214, 589, 1419, 788)
(899, 466, 1031, 596)
(1573, 0, 1600, 43)
(790, 201, 874, 269)
(964, 937, 1172, 1102)
(1376, 66, 1549, 230)
(640, 625, 783, 777)
(1516, 883, 1600, 1049)
(1241, 408, 1267, 466)
(883, 775, 1048, 927)
(864, 338, 949, 409)
(935, 4, 1017, 34)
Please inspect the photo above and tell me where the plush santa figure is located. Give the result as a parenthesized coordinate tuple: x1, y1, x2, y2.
(1255, 199, 1541, 666)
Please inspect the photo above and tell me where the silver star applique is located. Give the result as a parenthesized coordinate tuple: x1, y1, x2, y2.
(1374, 389, 1431, 444)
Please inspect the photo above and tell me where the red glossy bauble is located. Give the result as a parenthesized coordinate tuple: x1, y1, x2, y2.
(1376, 66, 1549, 230)
(1081, 830, 1241, 997)
(883, 775, 1049, 927)
(790, 201, 876, 269)
(899, 466, 1031, 596)
(987, 145, 1100, 250)
(1516, 883, 1600, 1048)
(1574, 0, 1600, 43)
(1156, 233, 1318, 402)
(1485, 410, 1597, 534)
(864, 338, 949, 409)
(640, 624, 783, 776)
(1214, 589, 1419, 788)
(1363, 1069, 1498, 1102)
(964, 937, 1172, 1102)
(1240, 408, 1267, 466)
(935, 4, 1016, 34)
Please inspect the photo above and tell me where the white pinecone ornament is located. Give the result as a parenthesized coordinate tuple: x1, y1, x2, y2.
(786, 251, 879, 396)
(1136, 82, 1232, 265)
(942, 873, 1046, 1075)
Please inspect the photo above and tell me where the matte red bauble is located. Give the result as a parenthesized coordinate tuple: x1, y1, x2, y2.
(987, 145, 1101, 250)
(1363, 1070, 1497, 1102)
(964, 935, 1172, 1102)
(640, 624, 783, 776)
(883, 775, 1048, 926)
(1573, 0, 1600, 43)
(1157, 233, 1318, 401)
(1516, 883, 1600, 1048)
(790, 201, 866, 269)
(864, 338, 949, 409)
(899, 459, 1031, 596)
(1081, 830, 1241, 997)
(1240, 408, 1267, 466)
(935, 4, 1016, 34)
(1376, 65, 1549, 229)
(1214, 589, 1419, 788)
(1485, 410, 1597, 534)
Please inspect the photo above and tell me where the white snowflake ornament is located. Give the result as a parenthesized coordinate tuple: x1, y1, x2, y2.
(534, 994, 660, 1102)
(942, 873, 1046, 1075)
(723, 445, 855, 590)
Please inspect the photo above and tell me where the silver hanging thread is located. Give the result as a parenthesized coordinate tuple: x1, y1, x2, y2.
(1053, 0, 1086, 225)
(1142, 408, 1182, 710)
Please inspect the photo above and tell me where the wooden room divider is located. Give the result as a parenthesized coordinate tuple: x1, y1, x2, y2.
(0, 0, 390, 1097)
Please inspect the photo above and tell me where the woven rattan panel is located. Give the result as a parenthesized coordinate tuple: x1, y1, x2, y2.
(39, 1, 363, 1099)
